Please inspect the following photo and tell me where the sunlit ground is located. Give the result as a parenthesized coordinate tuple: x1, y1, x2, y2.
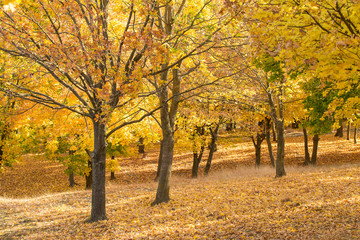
(1, 131, 360, 239)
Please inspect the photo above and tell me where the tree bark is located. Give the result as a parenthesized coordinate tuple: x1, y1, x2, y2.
(204, 121, 221, 176)
(226, 120, 235, 131)
(191, 146, 205, 178)
(152, 120, 174, 205)
(347, 122, 351, 140)
(138, 137, 145, 154)
(110, 156, 116, 180)
(67, 150, 77, 187)
(354, 125, 357, 144)
(85, 158, 92, 189)
(265, 117, 275, 167)
(251, 133, 265, 168)
(155, 140, 164, 182)
(0, 144, 4, 167)
(267, 81, 286, 177)
(110, 172, 115, 180)
(0, 123, 10, 167)
(89, 121, 107, 221)
(272, 121, 277, 142)
(69, 170, 75, 187)
(335, 119, 344, 137)
(252, 138, 261, 167)
(191, 126, 205, 178)
(311, 134, 319, 165)
(303, 128, 311, 165)
(275, 119, 286, 177)
(152, 59, 180, 205)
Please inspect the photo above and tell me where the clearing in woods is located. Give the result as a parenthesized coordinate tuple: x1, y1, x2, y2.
(0, 132, 359, 239)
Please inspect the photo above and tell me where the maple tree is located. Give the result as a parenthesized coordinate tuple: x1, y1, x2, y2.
(0, 0, 162, 221)
(222, 0, 359, 175)
(147, 0, 240, 205)
(1, 0, 360, 230)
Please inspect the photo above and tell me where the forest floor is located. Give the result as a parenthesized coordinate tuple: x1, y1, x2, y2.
(1, 130, 360, 239)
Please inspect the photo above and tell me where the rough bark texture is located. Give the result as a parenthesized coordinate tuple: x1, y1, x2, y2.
(152, 120, 174, 205)
(347, 122, 351, 140)
(152, 56, 180, 205)
(90, 121, 107, 221)
(311, 134, 319, 165)
(303, 128, 311, 165)
(155, 140, 164, 182)
(204, 121, 221, 176)
(265, 117, 275, 167)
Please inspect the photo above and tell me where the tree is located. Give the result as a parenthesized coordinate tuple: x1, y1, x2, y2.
(204, 116, 223, 176)
(149, 0, 236, 205)
(190, 125, 206, 178)
(302, 78, 334, 165)
(0, 0, 160, 221)
(250, 120, 266, 168)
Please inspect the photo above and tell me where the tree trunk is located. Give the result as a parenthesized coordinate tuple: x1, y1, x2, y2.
(152, 60, 180, 205)
(347, 122, 351, 140)
(191, 146, 204, 178)
(0, 144, 3, 167)
(251, 132, 265, 168)
(266, 81, 286, 177)
(335, 119, 343, 137)
(265, 117, 275, 167)
(254, 141, 261, 167)
(354, 125, 357, 144)
(204, 122, 221, 176)
(311, 134, 319, 165)
(272, 121, 277, 142)
(303, 128, 311, 165)
(110, 172, 115, 180)
(69, 170, 75, 187)
(155, 140, 164, 182)
(85, 158, 92, 189)
(138, 137, 145, 154)
(68, 151, 77, 187)
(0, 123, 10, 167)
(226, 119, 235, 131)
(110, 156, 116, 180)
(152, 124, 174, 205)
(275, 120, 286, 177)
(89, 121, 107, 222)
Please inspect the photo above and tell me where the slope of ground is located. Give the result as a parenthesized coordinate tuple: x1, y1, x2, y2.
(1, 132, 359, 198)
(1, 164, 359, 239)
(0, 132, 360, 239)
